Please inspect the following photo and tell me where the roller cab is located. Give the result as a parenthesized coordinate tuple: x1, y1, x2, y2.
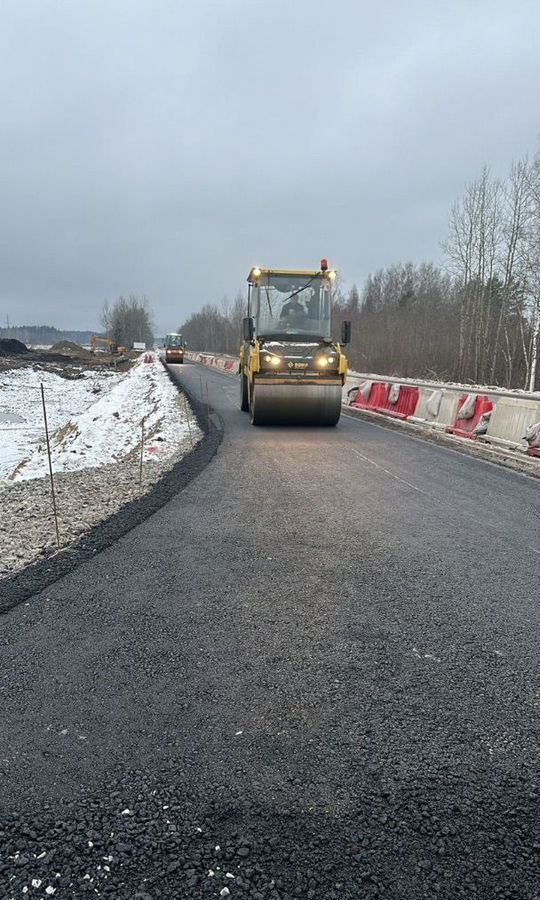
(239, 261, 351, 426)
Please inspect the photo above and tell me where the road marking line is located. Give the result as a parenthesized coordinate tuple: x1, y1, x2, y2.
(349, 446, 540, 557)
(350, 446, 429, 496)
(342, 410, 540, 485)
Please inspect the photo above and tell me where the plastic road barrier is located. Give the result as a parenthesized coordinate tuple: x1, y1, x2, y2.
(409, 388, 449, 427)
(479, 397, 540, 451)
(350, 382, 419, 419)
(446, 394, 494, 439)
(374, 385, 420, 419)
(350, 381, 388, 410)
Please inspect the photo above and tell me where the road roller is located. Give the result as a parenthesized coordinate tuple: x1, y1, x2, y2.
(239, 260, 351, 425)
(164, 332, 185, 363)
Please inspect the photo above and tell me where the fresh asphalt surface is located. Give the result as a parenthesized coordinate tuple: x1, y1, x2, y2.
(1, 361, 538, 899)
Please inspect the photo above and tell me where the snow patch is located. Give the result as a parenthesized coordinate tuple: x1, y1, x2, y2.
(0, 367, 121, 480)
(10, 357, 195, 481)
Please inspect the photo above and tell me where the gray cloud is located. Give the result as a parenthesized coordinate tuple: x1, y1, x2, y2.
(0, 0, 538, 332)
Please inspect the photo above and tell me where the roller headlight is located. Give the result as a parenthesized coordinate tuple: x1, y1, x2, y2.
(316, 355, 335, 367)
(264, 354, 282, 366)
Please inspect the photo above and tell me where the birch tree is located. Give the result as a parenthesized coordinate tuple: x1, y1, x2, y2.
(525, 152, 540, 389)
(490, 158, 531, 384)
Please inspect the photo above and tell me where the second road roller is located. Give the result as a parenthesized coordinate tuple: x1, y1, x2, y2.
(239, 260, 351, 425)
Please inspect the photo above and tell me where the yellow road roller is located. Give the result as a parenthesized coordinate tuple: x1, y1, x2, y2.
(239, 260, 351, 425)
(164, 332, 185, 363)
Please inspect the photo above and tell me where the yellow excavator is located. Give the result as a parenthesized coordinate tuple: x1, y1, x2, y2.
(91, 335, 126, 354)
(239, 259, 351, 425)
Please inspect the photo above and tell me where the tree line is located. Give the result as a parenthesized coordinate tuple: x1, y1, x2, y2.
(0, 325, 95, 346)
(102, 295, 154, 348)
(179, 149, 540, 389)
(179, 294, 245, 358)
(2, 296, 155, 350)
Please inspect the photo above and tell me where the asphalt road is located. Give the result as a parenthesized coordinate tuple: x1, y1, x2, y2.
(1, 361, 538, 900)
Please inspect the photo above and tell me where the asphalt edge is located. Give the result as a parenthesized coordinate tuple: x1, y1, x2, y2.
(0, 364, 224, 615)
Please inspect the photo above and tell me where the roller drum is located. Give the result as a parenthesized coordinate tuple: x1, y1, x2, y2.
(250, 382, 342, 426)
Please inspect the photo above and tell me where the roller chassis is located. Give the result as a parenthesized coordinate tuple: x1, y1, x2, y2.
(239, 339, 347, 426)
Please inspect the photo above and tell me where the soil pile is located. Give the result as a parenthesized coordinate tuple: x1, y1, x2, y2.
(0, 339, 28, 356)
(50, 340, 92, 358)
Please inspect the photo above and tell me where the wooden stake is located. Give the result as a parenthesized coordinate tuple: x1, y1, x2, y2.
(40, 383, 60, 549)
(183, 395, 194, 448)
(139, 416, 145, 487)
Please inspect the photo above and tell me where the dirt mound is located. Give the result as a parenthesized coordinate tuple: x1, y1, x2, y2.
(50, 340, 89, 356)
(0, 338, 28, 356)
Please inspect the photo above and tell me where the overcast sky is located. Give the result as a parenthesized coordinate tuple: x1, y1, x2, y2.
(0, 0, 538, 333)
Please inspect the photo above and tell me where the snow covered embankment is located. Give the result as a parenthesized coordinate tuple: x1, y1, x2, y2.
(10, 355, 193, 480)
(0, 367, 123, 480)
(0, 357, 200, 579)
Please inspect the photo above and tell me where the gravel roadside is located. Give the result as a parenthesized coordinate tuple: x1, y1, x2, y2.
(0, 446, 193, 579)
(0, 375, 221, 614)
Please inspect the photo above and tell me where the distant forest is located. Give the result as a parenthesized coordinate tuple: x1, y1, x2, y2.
(0, 325, 96, 346)
(179, 149, 540, 390)
(1, 295, 155, 350)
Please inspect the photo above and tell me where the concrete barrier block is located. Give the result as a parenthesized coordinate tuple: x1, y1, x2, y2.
(409, 389, 460, 429)
(479, 397, 540, 450)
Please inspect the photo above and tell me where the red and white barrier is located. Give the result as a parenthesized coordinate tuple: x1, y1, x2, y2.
(178, 350, 540, 460)
(184, 351, 237, 374)
(349, 382, 419, 420)
(345, 373, 540, 455)
(445, 394, 494, 440)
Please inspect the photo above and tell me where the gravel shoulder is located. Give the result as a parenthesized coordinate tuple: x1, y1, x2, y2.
(0, 370, 220, 613)
(1, 441, 193, 580)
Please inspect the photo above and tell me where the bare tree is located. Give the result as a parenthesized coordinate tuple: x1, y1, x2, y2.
(103, 295, 154, 348)
(525, 152, 540, 389)
(490, 158, 531, 384)
(442, 168, 504, 382)
(182, 146, 540, 390)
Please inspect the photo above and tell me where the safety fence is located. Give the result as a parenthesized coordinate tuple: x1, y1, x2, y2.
(345, 374, 540, 456)
(184, 351, 237, 374)
(182, 350, 540, 458)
